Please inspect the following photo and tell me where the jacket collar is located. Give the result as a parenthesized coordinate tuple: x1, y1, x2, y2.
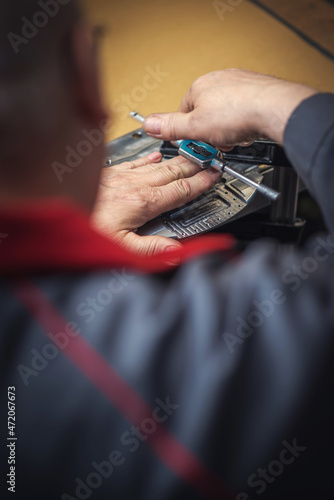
(0, 198, 235, 276)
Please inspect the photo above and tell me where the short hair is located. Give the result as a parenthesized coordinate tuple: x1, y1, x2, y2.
(0, 1, 82, 167)
(0, 0, 81, 80)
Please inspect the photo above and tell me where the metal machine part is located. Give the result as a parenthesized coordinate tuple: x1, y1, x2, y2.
(104, 127, 275, 240)
(271, 167, 299, 224)
(144, 165, 265, 239)
(222, 140, 291, 167)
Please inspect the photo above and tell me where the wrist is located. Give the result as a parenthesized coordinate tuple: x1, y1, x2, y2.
(255, 80, 318, 144)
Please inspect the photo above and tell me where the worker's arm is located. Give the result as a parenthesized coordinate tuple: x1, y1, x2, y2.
(143, 68, 318, 147)
(144, 68, 334, 233)
(284, 91, 334, 234)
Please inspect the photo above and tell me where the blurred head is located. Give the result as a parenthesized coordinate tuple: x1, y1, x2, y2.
(0, 0, 108, 211)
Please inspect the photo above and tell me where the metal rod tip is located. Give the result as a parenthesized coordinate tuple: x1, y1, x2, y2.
(129, 111, 145, 124)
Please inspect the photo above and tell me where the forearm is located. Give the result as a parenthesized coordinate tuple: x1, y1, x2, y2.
(143, 69, 318, 147)
(253, 79, 318, 144)
(283, 92, 334, 234)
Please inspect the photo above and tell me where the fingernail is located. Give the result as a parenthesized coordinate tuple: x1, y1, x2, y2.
(144, 116, 162, 136)
(148, 151, 162, 161)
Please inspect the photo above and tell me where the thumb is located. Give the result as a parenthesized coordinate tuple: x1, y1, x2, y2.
(119, 232, 182, 259)
(143, 112, 193, 141)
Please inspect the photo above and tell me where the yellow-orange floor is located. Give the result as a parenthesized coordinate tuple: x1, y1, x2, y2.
(83, 0, 334, 141)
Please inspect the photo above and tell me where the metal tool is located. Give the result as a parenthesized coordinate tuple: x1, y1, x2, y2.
(130, 111, 280, 201)
(129, 111, 145, 124)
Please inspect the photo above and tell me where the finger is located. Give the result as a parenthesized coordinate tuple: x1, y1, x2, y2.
(137, 155, 202, 185)
(143, 112, 195, 141)
(107, 151, 162, 172)
(220, 139, 256, 151)
(117, 231, 182, 259)
(217, 142, 253, 152)
(135, 154, 190, 173)
(151, 168, 222, 214)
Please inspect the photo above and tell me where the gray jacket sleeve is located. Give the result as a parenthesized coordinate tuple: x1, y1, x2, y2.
(284, 92, 334, 233)
(2, 94, 334, 500)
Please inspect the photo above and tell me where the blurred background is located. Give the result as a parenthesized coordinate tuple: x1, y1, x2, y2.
(82, 0, 334, 141)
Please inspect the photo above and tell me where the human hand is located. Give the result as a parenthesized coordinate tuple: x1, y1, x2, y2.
(143, 69, 318, 147)
(92, 151, 221, 256)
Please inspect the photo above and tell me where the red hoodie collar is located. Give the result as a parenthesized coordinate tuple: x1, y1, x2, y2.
(0, 198, 235, 276)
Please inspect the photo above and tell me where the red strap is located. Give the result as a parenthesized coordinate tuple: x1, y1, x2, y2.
(12, 280, 234, 500)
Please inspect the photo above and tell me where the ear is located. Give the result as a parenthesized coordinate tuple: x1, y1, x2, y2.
(69, 21, 108, 126)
